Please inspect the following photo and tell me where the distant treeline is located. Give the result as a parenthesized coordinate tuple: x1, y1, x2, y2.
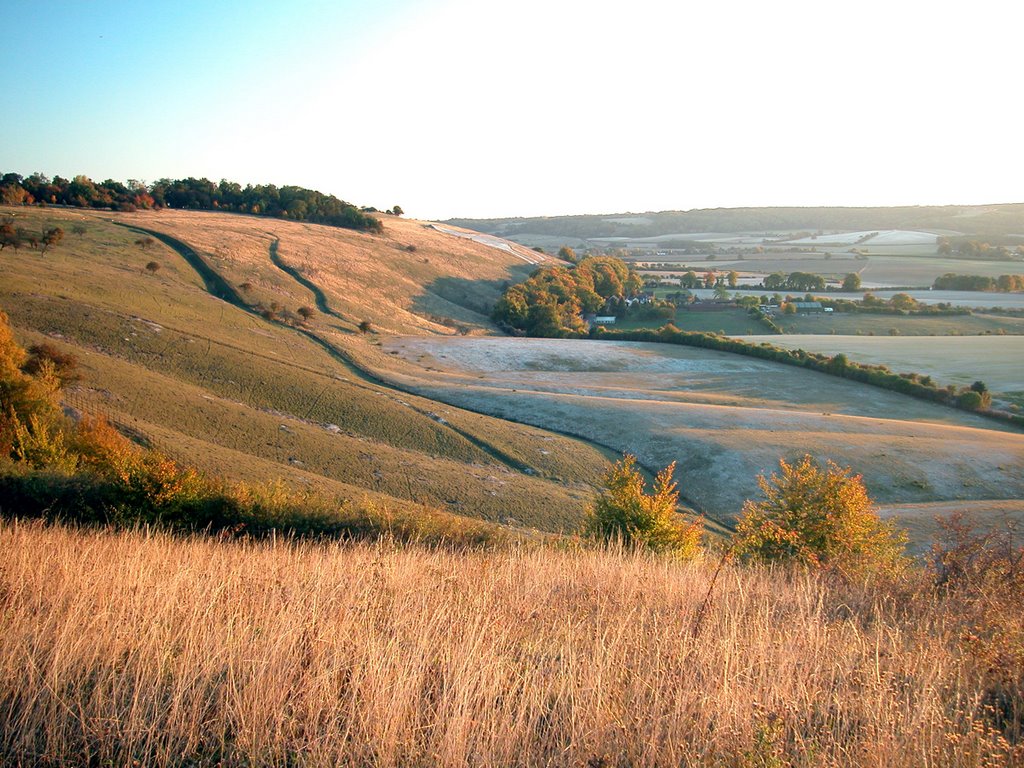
(933, 273, 1024, 292)
(449, 203, 1024, 240)
(0, 171, 383, 233)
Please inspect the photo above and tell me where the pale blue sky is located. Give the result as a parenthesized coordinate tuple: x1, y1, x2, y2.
(3, 1, 1022, 219)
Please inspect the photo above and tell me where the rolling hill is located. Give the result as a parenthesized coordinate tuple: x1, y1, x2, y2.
(0, 205, 612, 533)
(2, 203, 1021, 544)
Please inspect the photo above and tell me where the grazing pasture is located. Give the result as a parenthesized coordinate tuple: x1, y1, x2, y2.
(0, 206, 612, 531)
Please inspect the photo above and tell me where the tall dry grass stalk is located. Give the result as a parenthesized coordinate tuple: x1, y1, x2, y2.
(0, 521, 1018, 767)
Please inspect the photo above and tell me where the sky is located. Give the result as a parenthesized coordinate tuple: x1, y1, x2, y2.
(3, 0, 1022, 220)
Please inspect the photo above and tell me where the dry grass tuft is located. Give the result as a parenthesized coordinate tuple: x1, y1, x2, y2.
(1, 522, 1020, 766)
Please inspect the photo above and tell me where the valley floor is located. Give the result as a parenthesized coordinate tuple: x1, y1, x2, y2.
(371, 336, 1024, 543)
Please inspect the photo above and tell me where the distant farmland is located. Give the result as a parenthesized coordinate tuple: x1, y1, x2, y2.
(738, 334, 1024, 395)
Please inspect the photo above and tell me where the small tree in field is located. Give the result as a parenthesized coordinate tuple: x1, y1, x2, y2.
(585, 454, 702, 557)
(145, 261, 160, 274)
(40, 226, 64, 254)
(733, 455, 907, 576)
(297, 306, 314, 322)
(358, 320, 373, 334)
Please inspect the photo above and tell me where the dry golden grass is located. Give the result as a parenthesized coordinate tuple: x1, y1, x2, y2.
(2, 522, 1019, 767)
(104, 209, 547, 335)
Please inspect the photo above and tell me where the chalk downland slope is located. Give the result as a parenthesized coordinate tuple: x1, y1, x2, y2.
(0, 205, 609, 533)
(109, 209, 555, 335)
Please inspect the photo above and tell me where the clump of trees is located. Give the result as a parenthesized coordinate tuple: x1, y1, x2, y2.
(492, 256, 645, 335)
(0, 221, 65, 255)
(937, 237, 1024, 261)
(733, 455, 908, 576)
(585, 451, 909, 577)
(0, 171, 382, 234)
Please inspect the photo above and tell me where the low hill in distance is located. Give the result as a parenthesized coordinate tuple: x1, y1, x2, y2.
(448, 203, 1024, 245)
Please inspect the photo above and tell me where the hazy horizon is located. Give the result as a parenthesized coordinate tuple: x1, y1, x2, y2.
(3, 0, 1021, 220)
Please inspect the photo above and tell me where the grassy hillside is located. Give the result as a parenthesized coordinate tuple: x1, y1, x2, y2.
(0, 205, 611, 532)
(3, 521, 1020, 767)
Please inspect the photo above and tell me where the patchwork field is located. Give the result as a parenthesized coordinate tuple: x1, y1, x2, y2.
(640, 254, 1024, 290)
(376, 337, 1024, 536)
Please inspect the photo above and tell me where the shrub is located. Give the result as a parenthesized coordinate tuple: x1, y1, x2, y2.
(733, 455, 908, 577)
(584, 454, 702, 557)
(931, 513, 1024, 737)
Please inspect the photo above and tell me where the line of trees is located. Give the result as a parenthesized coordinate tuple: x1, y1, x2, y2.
(933, 273, 1024, 292)
(0, 172, 382, 233)
(763, 271, 827, 291)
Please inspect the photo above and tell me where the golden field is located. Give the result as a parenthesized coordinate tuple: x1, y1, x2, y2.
(1, 521, 1019, 767)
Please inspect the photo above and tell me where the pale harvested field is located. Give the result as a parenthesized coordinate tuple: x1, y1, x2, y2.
(376, 337, 1024, 524)
(738, 335, 1024, 394)
(2, 522, 1019, 767)
(878, 499, 1024, 554)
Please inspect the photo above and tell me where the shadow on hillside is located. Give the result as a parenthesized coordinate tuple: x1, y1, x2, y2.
(411, 276, 509, 331)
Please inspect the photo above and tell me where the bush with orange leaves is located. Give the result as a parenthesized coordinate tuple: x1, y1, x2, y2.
(584, 454, 703, 557)
(733, 454, 909, 577)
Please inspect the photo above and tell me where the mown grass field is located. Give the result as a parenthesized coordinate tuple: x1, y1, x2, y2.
(776, 311, 1024, 336)
(0, 206, 614, 532)
(378, 336, 1024, 544)
(737, 334, 1024, 398)
(614, 308, 768, 335)
(2, 521, 1019, 767)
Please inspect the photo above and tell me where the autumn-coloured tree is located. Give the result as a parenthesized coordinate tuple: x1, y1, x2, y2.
(733, 455, 907, 576)
(40, 227, 64, 255)
(585, 454, 702, 557)
(0, 222, 17, 251)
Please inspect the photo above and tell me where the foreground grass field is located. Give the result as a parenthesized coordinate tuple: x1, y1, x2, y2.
(2, 521, 1020, 767)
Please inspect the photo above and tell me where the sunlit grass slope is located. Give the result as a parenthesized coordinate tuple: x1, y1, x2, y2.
(2, 521, 1019, 767)
(0, 206, 611, 531)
